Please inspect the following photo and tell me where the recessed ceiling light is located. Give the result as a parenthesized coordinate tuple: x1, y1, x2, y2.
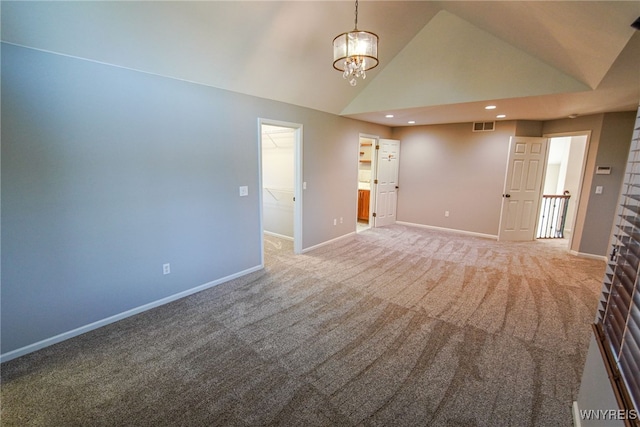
(496, 114, 506, 119)
(385, 114, 394, 118)
(485, 105, 497, 110)
(408, 120, 416, 124)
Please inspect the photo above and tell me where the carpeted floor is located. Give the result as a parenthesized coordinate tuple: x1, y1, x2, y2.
(0, 225, 605, 426)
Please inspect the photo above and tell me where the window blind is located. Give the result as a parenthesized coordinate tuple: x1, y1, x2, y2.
(598, 105, 640, 416)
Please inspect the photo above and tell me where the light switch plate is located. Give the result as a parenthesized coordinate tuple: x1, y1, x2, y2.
(239, 186, 248, 197)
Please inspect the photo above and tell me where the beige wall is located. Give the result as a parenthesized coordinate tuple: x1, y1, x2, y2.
(392, 121, 517, 236)
(300, 114, 391, 248)
(389, 112, 636, 257)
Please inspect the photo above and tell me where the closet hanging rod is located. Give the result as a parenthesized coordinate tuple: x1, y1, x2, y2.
(264, 187, 294, 201)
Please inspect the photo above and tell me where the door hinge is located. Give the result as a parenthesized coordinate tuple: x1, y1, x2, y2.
(375, 145, 380, 150)
(373, 212, 377, 217)
(374, 179, 378, 184)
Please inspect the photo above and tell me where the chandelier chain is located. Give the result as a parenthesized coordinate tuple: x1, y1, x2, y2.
(354, 0, 358, 30)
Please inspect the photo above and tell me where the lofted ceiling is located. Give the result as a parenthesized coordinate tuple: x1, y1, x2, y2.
(2, 1, 639, 127)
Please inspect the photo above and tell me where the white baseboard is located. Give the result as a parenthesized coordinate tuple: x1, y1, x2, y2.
(569, 250, 607, 262)
(573, 401, 583, 427)
(264, 231, 294, 241)
(396, 221, 498, 240)
(301, 231, 356, 253)
(0, 264, 264, 363)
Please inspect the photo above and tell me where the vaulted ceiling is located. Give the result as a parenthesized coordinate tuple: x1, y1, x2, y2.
(2, 1, 639, 126)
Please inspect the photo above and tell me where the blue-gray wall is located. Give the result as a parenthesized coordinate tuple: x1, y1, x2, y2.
(1, 43, 390, 357)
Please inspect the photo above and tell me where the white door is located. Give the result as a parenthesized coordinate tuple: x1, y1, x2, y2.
(498, 136, 548, 241)
(374, 139, 400, 227)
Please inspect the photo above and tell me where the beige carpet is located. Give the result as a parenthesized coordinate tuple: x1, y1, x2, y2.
(0, 225, 605, 426)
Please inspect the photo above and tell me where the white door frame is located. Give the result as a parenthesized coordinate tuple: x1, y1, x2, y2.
(258, 118, 303, 259)
(542, 130, 591, 250)
(357, 133, 379, 230)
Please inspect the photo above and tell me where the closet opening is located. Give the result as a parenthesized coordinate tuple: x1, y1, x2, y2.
(259, 119, 303, 262)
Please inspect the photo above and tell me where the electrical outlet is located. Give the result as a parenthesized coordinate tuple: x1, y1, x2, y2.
(340, 217, 343, 224)
(333, 218, 337, 226)
(163, 263, 171, 275)
(445, 211, 450, 217)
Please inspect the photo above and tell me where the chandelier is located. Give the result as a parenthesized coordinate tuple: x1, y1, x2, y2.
(333, 0, 378, 86)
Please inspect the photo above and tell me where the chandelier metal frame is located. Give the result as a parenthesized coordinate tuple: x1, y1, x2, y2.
(332, 0, 379, 86)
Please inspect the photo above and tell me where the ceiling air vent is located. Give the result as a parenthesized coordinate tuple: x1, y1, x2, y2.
(472, 121, 495, 132)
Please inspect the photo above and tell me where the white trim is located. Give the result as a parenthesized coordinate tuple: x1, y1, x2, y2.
(572, 401, 583, 427)
(0, 265, 263, 363)
(301, 232, 356, 253)
(569, 250, 607, 262)
(295, 125, 303, 254)
(258, 119, 266, 268)
(396, 221, 498, 240)
(264, 230, 293, 241)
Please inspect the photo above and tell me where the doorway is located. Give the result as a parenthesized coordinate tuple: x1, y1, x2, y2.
(356, 135, 401, 232)
(538, 132, 589, 247)
(259, 119, 303, 259)
(357, 135, 376, 232)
